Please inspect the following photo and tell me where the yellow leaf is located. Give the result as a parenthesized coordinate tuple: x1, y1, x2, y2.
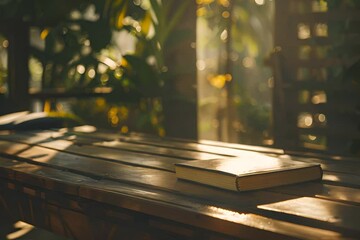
(140, 11, 152, 36)
(217, 0, 230, 7)
(120, 58, 129, 68)
(96, 98, 106, 107)
(196, 0, 215, 5)
(116, 3, 128, 29)
(111, 116, 119, 125)
(151, 116, 158, 125)
(40, 29, 50, 40)
(43, 99, 52, 112)
(225, 74, 232, 81)
(121, 125, 129, 133)
(208, 74, 230, 89)
(119, 106, 129, 118)
(108, 107, 118, 118)
(197, 7, 207, 17)
(158, 127, 166, 137)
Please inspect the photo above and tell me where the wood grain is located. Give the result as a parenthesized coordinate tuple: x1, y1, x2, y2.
(0, 158, 348, 240)
(0, 129, 359, 239)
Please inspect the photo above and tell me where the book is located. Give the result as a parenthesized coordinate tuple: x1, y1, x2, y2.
(174, 156, 322, 192)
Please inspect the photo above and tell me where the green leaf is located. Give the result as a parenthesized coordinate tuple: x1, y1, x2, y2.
(162, 0, 190, 43)
(83, 19, 112, 52)
(149, 0, 162, 24)
(123, 54, 161, 96)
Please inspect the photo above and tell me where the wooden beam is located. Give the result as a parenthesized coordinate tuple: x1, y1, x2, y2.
(7, 21, 30, 112)
(162, 0, 198, 140)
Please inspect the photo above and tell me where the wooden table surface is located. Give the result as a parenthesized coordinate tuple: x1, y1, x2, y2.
(0, 127, 359, 240)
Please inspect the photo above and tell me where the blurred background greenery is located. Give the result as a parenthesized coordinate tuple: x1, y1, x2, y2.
(1, 0, 189, 136)
(1, 0, 358, 152)
(197, 0, 274, 145)
(0, 0, 274, 144)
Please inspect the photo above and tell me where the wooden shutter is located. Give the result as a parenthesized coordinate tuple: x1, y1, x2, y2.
(272, 0, 360, 155)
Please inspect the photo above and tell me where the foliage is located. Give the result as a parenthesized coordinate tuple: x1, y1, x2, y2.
(0, 0, 190, 135)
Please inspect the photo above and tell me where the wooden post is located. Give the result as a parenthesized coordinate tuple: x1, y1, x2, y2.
(163, 0, 198, 140)
(272, 0, 299, 149)
(7, 20, 30, 112)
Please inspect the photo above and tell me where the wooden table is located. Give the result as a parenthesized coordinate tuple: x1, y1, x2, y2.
(0, 127, 359, 240)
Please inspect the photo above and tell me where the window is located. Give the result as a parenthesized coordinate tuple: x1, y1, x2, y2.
(272, 0, 360, 155)
(197, 0, 274, 146)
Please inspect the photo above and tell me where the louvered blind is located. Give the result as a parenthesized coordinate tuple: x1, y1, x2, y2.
(272, 0, 360, 155)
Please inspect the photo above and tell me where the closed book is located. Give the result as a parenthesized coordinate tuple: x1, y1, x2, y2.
(175, 156, 322, 191)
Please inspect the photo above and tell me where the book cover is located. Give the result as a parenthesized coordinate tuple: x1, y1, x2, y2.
(175, 156, 322, 191)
